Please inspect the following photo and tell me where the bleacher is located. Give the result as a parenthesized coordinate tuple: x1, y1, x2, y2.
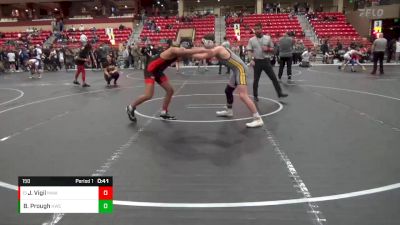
(0, 31, 52, 46)
(139, 15, 215, 45)
(309, 12, 371, 48)
(53, 28, 132, 48)
(226, 14, 314, 49)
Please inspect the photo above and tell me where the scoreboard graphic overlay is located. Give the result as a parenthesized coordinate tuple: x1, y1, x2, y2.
(18, 177, 113, 213)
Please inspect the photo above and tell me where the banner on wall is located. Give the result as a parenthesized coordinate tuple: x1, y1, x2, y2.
(373, 20, 382, 33)
(233, 23, 240, 41)
(106, 28, 115, 45)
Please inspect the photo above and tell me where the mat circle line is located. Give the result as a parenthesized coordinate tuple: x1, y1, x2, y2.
(134, 94, 283, 123)
(0, 88, 24, 106)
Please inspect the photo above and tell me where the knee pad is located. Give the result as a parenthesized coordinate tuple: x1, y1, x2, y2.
(225, 85, 235, 105)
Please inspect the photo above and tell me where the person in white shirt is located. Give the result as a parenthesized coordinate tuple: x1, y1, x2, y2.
(7, 51, 16, 72)
(396, 38, 400, 64)
(80, 33, 87, 45)
(34, 45, 42, 69)
(79, 24, 85, 31)
(32, 45, 43, 77)
(58, 49, 65, 70)
(300, 48, 311, 67)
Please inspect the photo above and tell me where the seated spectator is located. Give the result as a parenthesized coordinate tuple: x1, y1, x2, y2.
(119, 24, 125, 30)
(79, 24, 84, 31)
(324, 50, 335, 64)
(300, 48, 311, 67)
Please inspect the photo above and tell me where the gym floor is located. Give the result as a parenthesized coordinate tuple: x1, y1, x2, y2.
(0, 64, 399, 225)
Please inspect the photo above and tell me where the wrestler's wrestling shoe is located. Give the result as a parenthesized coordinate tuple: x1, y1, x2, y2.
(160, 112, 176, 120)
(216, 108, 233, 117)
(126, 105, 137, 122)
(246, 118, 264, 128)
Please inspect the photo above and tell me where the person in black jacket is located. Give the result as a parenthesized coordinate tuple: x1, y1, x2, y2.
(73, 43, 92, 87)
(103, 55, 119, 87)
(320, 40, 329, 63)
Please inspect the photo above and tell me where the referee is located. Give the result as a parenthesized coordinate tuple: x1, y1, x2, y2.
(247, 23, 288, 101)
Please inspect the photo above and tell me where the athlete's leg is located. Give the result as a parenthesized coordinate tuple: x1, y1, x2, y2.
(127, 79, 155, 121)
(158, 75, 176, 120)
(236, 85, 264, 128)
(236, 85, 258, 114)
(132, 80, 155, 108)
(216, 85, 235, 117)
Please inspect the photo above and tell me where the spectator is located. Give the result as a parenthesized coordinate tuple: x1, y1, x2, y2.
(57, 48, 65, 70)
(265, 3, 271, 13)
(7, 50, 16, 72)
(300, 48, 311, 67)
(316, 4, 323, 12)
(73, 43, 92, 87)
(103, 54, 119, 87)
(277, 3, 281, 13)
(232, 42, 240, 56)
(133, 45, 145, 70)
(320, 40, 329, 63)
(58, 18, 64, 32)
(371, 32, 387, 75)
(293, 40, 305, 64)
(79, 24, 85, 31)
(197, 41, 208, 71)
(294, 2, 299, 14)
(123, 46, 130, 68)
(34, 45, 43, 70)
(51, 19, 57, 32)
(92, 34, 99, 44)
(239, 44, 246, 62)
(387, 38, 396, 63)
(336, 41, 343, 51)
(180, 39, 192, 66)
(325, 50, 335, 64)
(278, 32, 295, 81)
(305, 2, 310, 13)
(80, 33, 87, 45)
(19, 47, 29, 72)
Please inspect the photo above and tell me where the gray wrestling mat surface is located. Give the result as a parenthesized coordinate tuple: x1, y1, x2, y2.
(0, 64, 399, 225)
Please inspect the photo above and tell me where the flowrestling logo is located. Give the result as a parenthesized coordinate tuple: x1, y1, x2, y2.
(358, 8, 384, 18)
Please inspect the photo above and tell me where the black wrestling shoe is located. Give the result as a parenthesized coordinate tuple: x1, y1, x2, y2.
(126, 105, 137, 122)
(73, 80, 80, 85)
(159, 112, 176, 120)
(82, 83, 90, 87)
(278, 93, 289, 98)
